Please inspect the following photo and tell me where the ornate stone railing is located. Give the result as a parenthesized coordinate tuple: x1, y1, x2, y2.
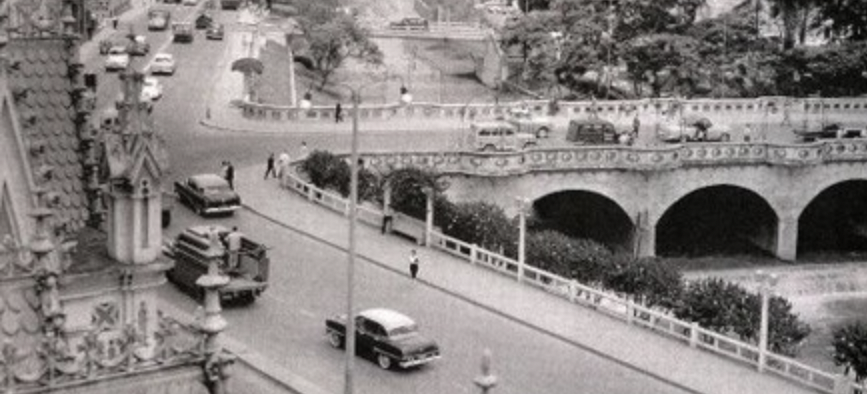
(278, 166, 863, 394)
(357, 140, 867, 176)
(238, 96, 867, 126)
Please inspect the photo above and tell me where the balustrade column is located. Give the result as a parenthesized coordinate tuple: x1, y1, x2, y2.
(775, 215, 798, 262)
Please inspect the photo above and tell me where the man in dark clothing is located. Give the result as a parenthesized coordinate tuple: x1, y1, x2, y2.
(335, 102, 343, 123)
(226, 162, 235, 190)
(264, 153, 276, 179)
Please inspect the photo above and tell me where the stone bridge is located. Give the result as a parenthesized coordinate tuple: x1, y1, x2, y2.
(360, 140, 867, 261)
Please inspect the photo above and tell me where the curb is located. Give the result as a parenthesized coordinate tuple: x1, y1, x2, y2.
(240, 201, 704, 394)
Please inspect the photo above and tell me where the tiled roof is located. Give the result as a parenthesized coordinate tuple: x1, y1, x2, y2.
(6, 39, 88, 234)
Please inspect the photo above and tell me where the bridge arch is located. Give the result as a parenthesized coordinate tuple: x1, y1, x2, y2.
(797, 179, 867, 258)
(655, 184, 779, 258)
(531, 189, 635, 253)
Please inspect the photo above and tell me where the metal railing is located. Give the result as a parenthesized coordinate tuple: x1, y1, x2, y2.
(279, 169, 863, 394)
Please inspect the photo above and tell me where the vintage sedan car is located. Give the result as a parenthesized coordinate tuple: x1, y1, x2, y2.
(174, 174, 241, 216)
(656, 116, 731, 143)
(195, 13, 213, 29)
(793, 122, 867, 142)
(502, 107, 554, 138)
(183, 0, 197, 6)
(206, 23, 224, 40)
(141, 76, 163, 101)
(104, 46, 130, 71)
(128, 35, 150, 56)
(147, 9, 171, 31)
(325, 308, 441, 370)
(151, 53, 176, 75)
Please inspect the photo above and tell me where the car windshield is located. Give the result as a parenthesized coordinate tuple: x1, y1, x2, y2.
(387, 323, 418, 339)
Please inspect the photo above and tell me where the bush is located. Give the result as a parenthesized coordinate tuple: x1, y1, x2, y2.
(441, 201, 517, 253)
(523, 230, 612, 284)
(833, 322, 867, 382)
(603, 257, 683, 309)
(388, 168, 442, 220)
(301, 150, 349, 193)
(675, 277, 810, 356)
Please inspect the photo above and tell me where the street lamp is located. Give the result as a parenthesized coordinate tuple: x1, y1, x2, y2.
(516, 197, 530, 283)
(755, 269, 779, 373)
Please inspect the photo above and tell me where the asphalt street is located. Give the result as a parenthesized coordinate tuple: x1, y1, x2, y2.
(86, 7, 691, 394)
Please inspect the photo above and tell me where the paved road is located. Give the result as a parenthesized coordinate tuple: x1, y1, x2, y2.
(162, 205, 695, 394)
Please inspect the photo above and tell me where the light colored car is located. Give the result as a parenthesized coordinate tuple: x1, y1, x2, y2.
(183, 0, 197, 6)
(468, 120, 537, 152)
(141, 77, 163, 101)
(150, 53, 175, 75)
(656, 116, 731, 143)
(503, 107, 554, 138)
(104, 46, 130, 71)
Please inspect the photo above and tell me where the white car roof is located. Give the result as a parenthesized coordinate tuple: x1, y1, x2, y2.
(359, 308, 416, 332)
(155, 53, 173, 60)
(109, 46, 127, 53)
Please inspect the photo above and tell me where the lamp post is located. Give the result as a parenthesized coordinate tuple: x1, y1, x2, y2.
(516, 197, 529, 283)
(756, 269, 778, 373)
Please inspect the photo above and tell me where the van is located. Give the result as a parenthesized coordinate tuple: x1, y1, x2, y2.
(565, 119, 619, 145)
(468, 121, 537, 152)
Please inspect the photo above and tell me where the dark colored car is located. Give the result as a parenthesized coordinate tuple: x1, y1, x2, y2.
(565, 118, 620, 145)
(388, 17, 429, 31)
(206, 23, 224, 40)
(195, 13, 213, 29)
(793, 122, 867, 142)
(174, 174, 241, 216)
(325, 308, 441, 370)
(128, 35, 150, 56)
(172, 22, 194, 43)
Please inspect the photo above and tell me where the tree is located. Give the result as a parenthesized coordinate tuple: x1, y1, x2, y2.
(767, 0, 817, 49)
(603, 257, 683, 309)
(621, 33, 702, 97)
(812, 0, 867, 42)
(441, 202, 517, 253)
(833, 322, 867, 382)
(387, 168, 445, 221)
(305, 14, 383, 90)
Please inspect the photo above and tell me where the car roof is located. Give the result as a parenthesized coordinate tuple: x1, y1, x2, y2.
(570, 118, 614, 126)
(190, 174, 230, 188)
(473, 120, 513, 129)
(109, 46, 127, 52)
(155, 53, 173, 59)
(359, 308, 416, 331)
(186, 224, 229, 239)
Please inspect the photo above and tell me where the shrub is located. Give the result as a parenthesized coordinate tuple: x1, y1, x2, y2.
(833, 322, 867, 382)
(387, 168, 442, 220)
(523, 230, 612, 284)
(300, 150, 349, 195)
(602, 257, 683, 309)
(441, 201, 517, 253)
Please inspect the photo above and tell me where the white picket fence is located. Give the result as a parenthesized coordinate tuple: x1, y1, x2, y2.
(280, 169, 861, 394)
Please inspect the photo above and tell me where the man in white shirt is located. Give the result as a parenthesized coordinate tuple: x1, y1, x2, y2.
(226, 226, 243, 270)
(276, 150, 290, 178)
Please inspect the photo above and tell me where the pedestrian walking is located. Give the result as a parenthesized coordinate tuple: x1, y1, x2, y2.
(264, 153, 276, 179)
(298, 141, 309, 161)
(335, 102, 343, 123)
(221, 161, 229, 181)
(743, 124, 753, 143)
(112, 17, 119, 30)
(226, 226, 243, 270)
(632, 114, 641, 139)
(276, 149, 290, 178)
(408, 249, 420, 280)
(381, 204, 393, 234)
(226, 162, 235, 190)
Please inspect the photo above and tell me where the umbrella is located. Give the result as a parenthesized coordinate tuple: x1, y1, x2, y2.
(231, 57, 264, 75)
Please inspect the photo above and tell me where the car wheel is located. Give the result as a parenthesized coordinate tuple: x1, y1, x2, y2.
(376, 353, 393, 370)
(720, 133, 731, 142)
(536, 127, 550, 139)
(328, 331, 343, 348)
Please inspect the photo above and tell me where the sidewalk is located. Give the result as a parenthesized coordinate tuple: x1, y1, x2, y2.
(234, 164, 816, 394)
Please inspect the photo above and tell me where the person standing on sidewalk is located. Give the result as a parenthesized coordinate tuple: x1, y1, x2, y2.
(264, 153, 276, 179)
(409, 249, 420, 280)
(335, 102, 343, 123)
(225, 226, 243, 270)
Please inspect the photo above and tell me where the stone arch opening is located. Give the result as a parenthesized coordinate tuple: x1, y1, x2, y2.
(532, 191, 633, 252)
(656, 185, 777, 257)
(798, 180, 867, 258)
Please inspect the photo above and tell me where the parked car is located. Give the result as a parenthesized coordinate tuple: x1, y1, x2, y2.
(565, 118, 621, 145)
(183, 0, 197, 6)
(104, 46, 130, 71)
(793, 122, 867, 142)
(220, 0, 241, 9)
(128, 35, 150, 56)
(150, 53, 176, 75)
(389, 17, 429, 31)
(147, 9, 171, 31)
(502, 107, 554, 138)
(174, 174, 241, 216)
(141, 76, 163, 101)
(656, 116, 731, 143)
(325, 308, 441, 370)
(172, 22, 194, 43)
(467, 120, 537, 152)
(206, 23, 224, 40)
(195, 13, 213, 29)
